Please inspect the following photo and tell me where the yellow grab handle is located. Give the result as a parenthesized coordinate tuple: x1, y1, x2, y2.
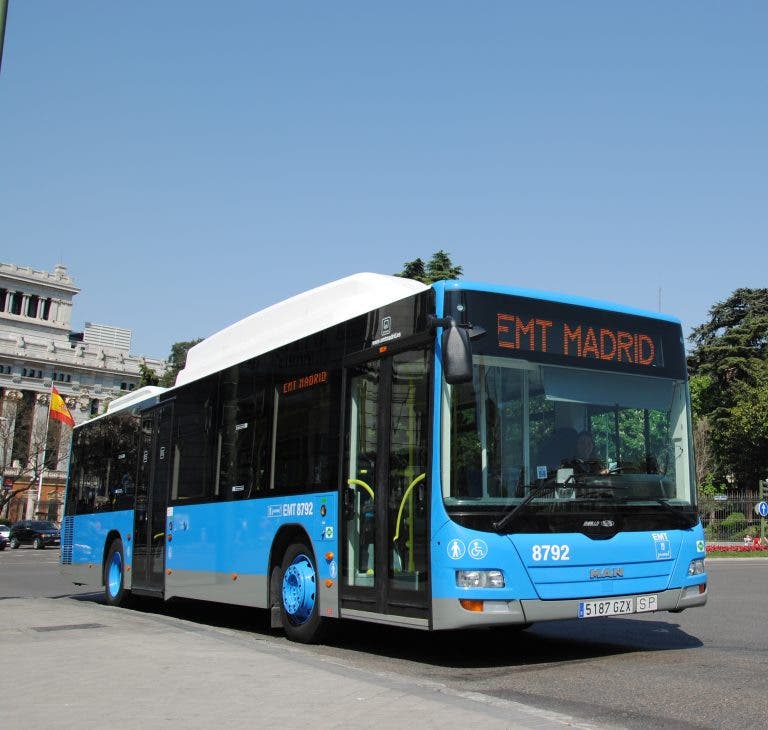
(347, 478, 375, 501)
(392, 473, 426, 543)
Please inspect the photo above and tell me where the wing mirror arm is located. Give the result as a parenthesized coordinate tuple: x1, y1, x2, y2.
(428, 315, 473, 385)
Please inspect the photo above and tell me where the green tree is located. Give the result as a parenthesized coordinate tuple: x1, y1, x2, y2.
(688, 288, 768, 489)
(160, 339, 203, 387)
(138, 363, 160, 387)
(398, 257, 427, 282)
(724, 372, 768, 489)
(396, 250, 462, 284)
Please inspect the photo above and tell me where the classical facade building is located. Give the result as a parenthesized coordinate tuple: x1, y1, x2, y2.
(0, 262, 166, 524)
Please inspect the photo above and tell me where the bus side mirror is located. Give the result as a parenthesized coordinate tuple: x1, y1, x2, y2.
(442, 322, 473, 384)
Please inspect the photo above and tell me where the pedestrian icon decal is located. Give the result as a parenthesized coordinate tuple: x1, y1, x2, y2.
(447, 538, 466, 560)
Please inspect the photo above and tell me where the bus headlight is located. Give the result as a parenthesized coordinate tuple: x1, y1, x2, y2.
(456, 570, 505, 588)
(688, 558, 705, 576)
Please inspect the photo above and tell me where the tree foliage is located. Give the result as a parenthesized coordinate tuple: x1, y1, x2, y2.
(160, 339, 203, 387)
(138, 363, 160, 387)
(688, 288, 768, 490)
(396, 250, 463, 284)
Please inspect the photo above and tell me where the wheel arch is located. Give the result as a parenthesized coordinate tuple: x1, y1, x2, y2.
(102, 530, 124, 586)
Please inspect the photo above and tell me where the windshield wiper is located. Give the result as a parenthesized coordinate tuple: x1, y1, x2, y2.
(491, 474, 638, 533)
(492, 477, 563, 533)
(654, 498, 697, 529)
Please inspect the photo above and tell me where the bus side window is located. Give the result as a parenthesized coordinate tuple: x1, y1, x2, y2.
(216, 362, 272, 500)
(172, 375, 217, 502)
(272, 374, 339, 494)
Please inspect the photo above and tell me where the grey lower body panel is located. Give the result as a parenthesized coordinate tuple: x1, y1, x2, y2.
(166, 569, 340, 618)
(432, 585, 708, 631)
(340, 608, 429, 629)
(61, 561, 109, 589)
(165, 570, 270, 608)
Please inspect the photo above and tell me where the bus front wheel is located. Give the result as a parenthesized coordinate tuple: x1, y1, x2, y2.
(104, 540, 129, 607)
(280, 542, 326, 644)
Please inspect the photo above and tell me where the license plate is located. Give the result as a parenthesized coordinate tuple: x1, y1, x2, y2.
(578, 594, 658, 618)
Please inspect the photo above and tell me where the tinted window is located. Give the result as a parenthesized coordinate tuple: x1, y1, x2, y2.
(216, 361, 272, 500)
(171, 375, 217, 501)
(272, 370, 339, 493)
(66, 411, 140, 515)
(31, 521, 57, 530)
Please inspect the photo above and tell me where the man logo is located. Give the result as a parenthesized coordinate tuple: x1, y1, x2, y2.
(589, 567, 624, 579)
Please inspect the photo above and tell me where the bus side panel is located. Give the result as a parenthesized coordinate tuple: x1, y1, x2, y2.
(60, 510, 134, 589)
(165, 492, 339, 615)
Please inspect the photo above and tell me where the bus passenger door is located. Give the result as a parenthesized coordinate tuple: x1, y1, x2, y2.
(132, 402, 174, 596)
(341, 349, 430, 622)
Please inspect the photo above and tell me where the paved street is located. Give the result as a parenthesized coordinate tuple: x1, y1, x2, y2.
(0, 546, 604, 730)
(2, 548, 767, 728)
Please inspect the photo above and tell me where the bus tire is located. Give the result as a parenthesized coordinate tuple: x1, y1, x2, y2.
(280, 541, 326, 644)
(104, 539, 129, 607)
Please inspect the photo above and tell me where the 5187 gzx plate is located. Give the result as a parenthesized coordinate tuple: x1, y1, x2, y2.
(578, 594, 658, 618)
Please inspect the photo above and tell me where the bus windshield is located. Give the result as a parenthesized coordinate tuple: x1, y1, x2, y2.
(441, 356, 697, 533)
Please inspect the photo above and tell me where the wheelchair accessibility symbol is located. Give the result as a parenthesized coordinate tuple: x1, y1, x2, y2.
(468, 539, 488, 560)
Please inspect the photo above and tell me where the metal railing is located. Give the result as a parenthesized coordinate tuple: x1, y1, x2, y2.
(700, 491, 767, 542)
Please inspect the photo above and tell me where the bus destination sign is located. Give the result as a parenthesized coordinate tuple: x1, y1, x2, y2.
(496, 312, 663, 368)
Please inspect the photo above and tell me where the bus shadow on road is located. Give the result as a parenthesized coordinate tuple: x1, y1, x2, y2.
(318, 617, 703, 669)
(71, 592, 702, 668)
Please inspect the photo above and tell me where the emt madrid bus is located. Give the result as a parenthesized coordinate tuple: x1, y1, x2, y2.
(61, 273, 707, 642)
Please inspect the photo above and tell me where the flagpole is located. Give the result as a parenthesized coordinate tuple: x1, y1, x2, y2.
(35, 387, 54, 517)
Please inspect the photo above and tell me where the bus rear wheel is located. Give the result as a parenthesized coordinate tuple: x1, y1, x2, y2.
(104, 539, 129, 607)
(280, 542, 326, 644)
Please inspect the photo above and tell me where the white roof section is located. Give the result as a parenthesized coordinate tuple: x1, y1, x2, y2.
(84, 322, 132, 352)
(105, 386, 168, 414)
(175, 273, 429, 387)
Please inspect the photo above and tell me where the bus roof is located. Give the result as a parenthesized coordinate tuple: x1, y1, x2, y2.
(175, 273, 429, 387)
(104, 386, 168, 415)
(436, 280, 682, 325)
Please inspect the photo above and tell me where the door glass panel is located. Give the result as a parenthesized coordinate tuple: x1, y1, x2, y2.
(343, 361, 380, 589)
(149, 406, 173, 586)
(388, 350, 429, 595)
(132, 405, 172, 592)
(132, 417, 153, 586)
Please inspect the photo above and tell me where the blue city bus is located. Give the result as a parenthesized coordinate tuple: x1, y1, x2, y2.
(61, 273, 707, 642)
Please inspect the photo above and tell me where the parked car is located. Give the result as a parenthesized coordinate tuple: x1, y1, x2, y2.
(0, 523, 10, 541)
(7, 520, 60, 549)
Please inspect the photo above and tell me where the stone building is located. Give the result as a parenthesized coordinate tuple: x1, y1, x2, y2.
(0, 262, 166, 524)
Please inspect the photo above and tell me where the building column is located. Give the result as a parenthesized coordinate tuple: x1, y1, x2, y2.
(24, 393, 50, 519)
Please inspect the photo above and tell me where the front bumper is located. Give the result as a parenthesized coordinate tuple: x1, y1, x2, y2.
(432, 583, 708, 630)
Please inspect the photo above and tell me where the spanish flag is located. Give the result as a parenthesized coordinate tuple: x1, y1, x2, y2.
(50, 386, 75, 428)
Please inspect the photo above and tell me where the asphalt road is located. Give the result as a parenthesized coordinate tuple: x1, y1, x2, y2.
(2, 547, 767, 729)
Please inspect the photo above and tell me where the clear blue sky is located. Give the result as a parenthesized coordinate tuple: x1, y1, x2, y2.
(1, 2, 765, 359)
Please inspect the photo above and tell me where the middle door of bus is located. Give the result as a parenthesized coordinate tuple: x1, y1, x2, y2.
(132, 402, 174, 596)
(341, 348, 430, 621)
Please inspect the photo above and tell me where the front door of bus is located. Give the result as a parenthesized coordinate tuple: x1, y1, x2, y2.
(341, 348, 430, 620)
(132, 402, 173, 596)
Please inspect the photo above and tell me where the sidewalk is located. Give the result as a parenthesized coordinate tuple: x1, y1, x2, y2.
(0, 596, 612, 729)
